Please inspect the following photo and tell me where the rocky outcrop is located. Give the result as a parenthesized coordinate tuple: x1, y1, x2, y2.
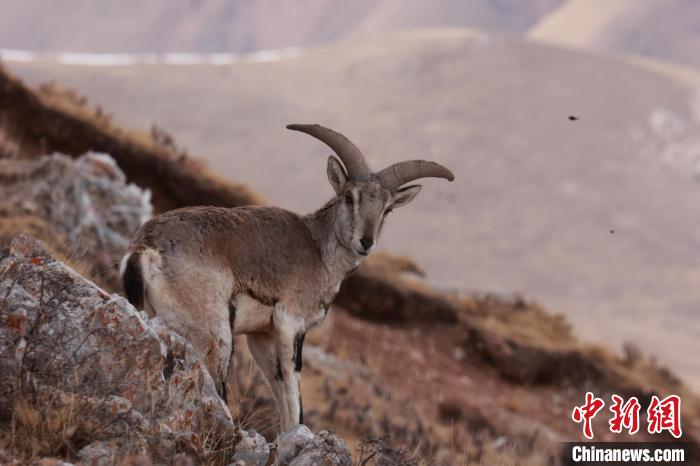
(0, 235, 352, 465)
(0, 234, 235, 463)
(0, 152, 151, 290)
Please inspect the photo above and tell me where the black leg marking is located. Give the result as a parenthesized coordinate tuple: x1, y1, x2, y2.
(122, 252, 144, 309)
(275, 358, 284, 381)
(299, 395, 304, 424)
(293, 332, 306, 372)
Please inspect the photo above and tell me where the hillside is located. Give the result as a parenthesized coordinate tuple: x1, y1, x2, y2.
(0, 0, 562, 53)
(7, 28, 700, 387)
(1, 64, 698, 463)
(529, 0, 700, 68)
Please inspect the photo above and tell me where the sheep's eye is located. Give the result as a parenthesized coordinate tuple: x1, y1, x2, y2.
(344, 192, 354, 205)
(384, 208, 393, 216)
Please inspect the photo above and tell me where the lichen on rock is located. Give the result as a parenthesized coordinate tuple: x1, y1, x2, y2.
(0, 152, 152, 290)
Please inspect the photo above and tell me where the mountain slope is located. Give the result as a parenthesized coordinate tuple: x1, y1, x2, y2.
(0, 0, 562, 53)
(530, 0, 700, 68)
(7, 28, 700, 385)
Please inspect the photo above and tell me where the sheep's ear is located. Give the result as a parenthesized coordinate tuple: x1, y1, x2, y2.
(389, 184, 422, 209)
(327, 156, 348, 195)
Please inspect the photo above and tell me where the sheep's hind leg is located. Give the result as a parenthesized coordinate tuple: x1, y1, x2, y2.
(141, 253, 233, 401)
(166, 304, 233, 401)
(247, 332, 290, 431)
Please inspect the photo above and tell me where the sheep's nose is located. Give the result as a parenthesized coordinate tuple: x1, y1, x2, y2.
(360, 237, 374, 250)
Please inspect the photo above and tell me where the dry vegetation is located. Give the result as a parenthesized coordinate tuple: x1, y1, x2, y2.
(0, 64, 263, 213)
(340, 251, 687, 394)
(317, 253, 700, 462)
(1, 63, 698, 465)
(1, 334, 239, 466)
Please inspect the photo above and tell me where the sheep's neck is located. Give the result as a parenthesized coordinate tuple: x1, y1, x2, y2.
(304, 197, 360, 284)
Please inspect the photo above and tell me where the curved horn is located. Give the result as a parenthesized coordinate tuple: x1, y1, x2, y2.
(377, 160, 455, 191)
(287, 124, 371, 180)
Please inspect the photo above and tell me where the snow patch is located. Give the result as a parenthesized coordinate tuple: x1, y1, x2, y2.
(0, 47, 303, 66)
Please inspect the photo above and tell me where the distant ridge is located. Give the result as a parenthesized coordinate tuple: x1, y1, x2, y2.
(0, 0, 564, 53)
(529, 0, 700, 68)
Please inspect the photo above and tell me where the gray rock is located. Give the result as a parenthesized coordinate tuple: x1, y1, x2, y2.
(286, 431, 352, 466)
(232, 429, 270, 465)
(0, 152, 151, 290)
(275, 424, 316, 464)
(78, 440, 122, 466)
(275, 426, 351, 466)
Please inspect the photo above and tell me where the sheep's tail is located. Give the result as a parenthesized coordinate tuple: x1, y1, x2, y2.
(121, 252, 144, 309)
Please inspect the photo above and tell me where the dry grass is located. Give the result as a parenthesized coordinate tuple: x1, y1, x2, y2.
(0, 64, 264, 213)
(352, 434, 558, 466)
(5, 394, 84, 460)
(1, 384, 138, 463)
(0, 215, 99, 288)
(0, 365, 239, 465)
(338, 251, 700, 418)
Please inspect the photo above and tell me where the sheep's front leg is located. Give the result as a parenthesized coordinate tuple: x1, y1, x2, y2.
(272, 303, 306, 432)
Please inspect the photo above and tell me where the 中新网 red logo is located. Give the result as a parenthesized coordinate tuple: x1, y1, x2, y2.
(571, 392, 681, 439)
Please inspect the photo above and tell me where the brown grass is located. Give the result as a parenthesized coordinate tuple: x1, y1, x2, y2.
(1, 388, 137, 463)
(340, 252, 698, 412)
(0, 371, 239, 465)
(0, 215, 107, 290)
(6, 395, 81, 460)
(0, 64, 263, 212)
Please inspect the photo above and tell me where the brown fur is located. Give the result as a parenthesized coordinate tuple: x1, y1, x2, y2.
(129, 205, 347, 315)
